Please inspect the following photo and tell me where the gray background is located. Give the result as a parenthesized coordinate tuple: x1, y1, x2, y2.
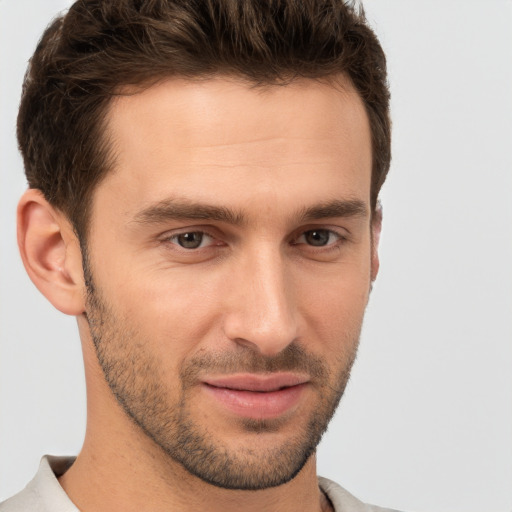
(1, 1, 511, 511)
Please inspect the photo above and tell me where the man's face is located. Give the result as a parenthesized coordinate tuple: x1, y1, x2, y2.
(83, 76, 375, 489)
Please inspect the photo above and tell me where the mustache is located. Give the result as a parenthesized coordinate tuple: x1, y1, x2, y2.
(180, 343, 328, 383)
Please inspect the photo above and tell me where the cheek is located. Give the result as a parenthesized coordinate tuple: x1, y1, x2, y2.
(295, 262, 371, 347)
(103, 264, 227, 359)
(304, 287, 368, 334)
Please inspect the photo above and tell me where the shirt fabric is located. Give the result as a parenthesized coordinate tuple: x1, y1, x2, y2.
(0, 456, 400, 512)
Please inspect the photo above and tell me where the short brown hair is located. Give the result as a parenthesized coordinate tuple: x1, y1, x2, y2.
(17, 0, 390, 239)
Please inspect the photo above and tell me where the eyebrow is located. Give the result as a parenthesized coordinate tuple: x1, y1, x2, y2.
(133, 199, 246, 226)
(132, 197, 368, 227)
(298, 198, 368, 222)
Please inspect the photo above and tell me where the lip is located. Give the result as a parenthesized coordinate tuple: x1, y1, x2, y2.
(202, 373, 309, 420)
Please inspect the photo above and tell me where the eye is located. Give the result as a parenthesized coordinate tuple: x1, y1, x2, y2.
(168, 231, 213, 249)
(295, 229, 342, 247)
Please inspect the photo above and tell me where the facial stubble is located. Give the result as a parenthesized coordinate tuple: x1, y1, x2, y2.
(83, 257, 361, 490)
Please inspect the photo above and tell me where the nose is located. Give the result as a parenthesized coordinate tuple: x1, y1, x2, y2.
(222, 246, 299, 356)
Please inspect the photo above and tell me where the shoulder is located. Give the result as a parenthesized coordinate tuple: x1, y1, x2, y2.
(319, 476, 403, 512)
(0, 486, 40, 512)
(0, 456, 77, 512)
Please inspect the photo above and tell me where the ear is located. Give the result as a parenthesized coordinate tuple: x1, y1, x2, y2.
(17, 189, 86, 315)
(370, 202, 382, 282)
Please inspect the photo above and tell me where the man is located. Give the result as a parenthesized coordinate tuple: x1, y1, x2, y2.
(1, 1, 396, 511)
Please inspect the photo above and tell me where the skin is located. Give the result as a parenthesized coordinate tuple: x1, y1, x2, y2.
(17, 74, 379, 512)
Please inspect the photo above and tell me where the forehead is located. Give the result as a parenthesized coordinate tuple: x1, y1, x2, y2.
(96, 75, 372, 222)
(109, 75, 367, 145)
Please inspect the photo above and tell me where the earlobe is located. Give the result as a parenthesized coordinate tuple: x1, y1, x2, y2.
(17, 189, 86, 315)
(370, 202, 382, 282)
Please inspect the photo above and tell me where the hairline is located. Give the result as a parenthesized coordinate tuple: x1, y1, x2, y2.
(74, 71, 374, 242)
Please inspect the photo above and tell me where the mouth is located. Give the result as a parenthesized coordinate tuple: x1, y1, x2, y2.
(201, 373, 310, 420)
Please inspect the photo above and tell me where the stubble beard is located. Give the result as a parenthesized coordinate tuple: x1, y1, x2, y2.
(83, 261, 361, 490)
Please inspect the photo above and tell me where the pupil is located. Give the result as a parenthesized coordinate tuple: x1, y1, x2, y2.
(178, 232, 202, 249)
(305, 230, 329, 246)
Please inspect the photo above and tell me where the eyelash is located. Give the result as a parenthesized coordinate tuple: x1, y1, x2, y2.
(292, 229, 345, 248)
(162, 228, 347, 251)
(165, 231, 217, 250)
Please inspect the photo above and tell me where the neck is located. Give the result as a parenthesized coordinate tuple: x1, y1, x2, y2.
(59, 435, 327, 512)
(59, 340, 330, 512)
